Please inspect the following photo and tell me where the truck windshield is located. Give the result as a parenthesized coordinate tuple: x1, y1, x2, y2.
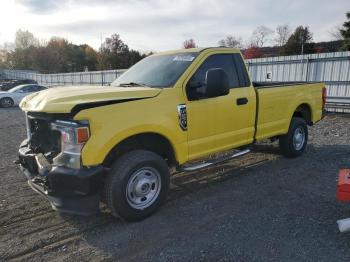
(111, 52, 198, 88)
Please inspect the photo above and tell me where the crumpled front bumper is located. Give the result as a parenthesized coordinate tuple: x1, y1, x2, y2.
(18, 140, 104, 216)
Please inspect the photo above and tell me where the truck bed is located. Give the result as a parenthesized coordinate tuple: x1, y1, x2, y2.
(253, 82, 324, 141)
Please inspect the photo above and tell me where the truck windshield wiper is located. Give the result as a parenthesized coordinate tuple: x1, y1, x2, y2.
(118, 82, 148, 87)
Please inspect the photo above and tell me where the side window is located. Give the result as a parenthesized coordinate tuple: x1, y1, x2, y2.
(232, 54, 251, 87)
(186, 54, 240, 100)
(33, 86, 41, 92)
(31, 85, 41, 92)
(21, 86, 31, 92)
(23, 85, 36, 92)
(37, 85, 46, 91)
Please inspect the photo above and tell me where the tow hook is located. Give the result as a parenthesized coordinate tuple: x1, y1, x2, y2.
(35, 153, 52, 175)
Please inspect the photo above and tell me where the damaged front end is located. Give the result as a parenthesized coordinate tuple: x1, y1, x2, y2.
(18, 112, 103, 215)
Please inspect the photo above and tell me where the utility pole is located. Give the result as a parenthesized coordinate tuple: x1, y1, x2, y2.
(99, 32, 104, 71)
(300, 30, 304, 55)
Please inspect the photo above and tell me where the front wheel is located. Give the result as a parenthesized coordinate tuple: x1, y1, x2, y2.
(104, 150, 170, 221)
(279, 117, 308, 158)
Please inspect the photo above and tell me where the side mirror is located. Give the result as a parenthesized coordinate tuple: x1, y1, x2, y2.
(186, 78, 206, 100)
(205, 68, 230, 98)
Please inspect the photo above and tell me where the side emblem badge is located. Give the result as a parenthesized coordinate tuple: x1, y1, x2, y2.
(177, 104, 187, 131)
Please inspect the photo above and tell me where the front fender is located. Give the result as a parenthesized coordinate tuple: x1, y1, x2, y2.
(74, 91, 188, 166)
(81, 123, 187, 166)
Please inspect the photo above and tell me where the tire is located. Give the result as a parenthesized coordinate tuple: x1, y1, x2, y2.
(0, 97, 14, 108)
(104, 150, 170, 221)
(279, 117, 308, 158)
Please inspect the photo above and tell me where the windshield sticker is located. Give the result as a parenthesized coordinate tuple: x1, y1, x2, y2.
(173, 55, 195, 62)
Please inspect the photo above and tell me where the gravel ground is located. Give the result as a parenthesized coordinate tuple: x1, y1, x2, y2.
(1, 108, 350, 262)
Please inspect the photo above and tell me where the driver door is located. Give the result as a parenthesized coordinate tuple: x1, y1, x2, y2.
(185, 53, 255, 160)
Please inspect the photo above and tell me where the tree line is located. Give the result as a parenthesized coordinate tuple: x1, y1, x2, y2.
(183, 12, 350, 59)
(0, 12, 349, 72)
(0, 31, 147, 73)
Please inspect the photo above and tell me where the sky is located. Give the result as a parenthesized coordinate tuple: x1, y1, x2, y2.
(0, 0, 349, 52)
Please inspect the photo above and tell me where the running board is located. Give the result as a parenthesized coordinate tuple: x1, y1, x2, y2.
(180, 149, 250, 172)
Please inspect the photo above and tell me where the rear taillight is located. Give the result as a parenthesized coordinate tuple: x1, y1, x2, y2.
(322, 86, 327, 109)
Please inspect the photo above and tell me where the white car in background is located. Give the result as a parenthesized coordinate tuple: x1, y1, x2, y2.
(0, 84, 47, 108)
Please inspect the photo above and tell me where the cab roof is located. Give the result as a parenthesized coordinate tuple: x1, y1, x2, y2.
(153, 47, 241, 56)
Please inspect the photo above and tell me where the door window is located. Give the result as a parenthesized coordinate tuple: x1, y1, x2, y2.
(36, 85, 46, 91)
(187, 54, 240, 100)
(22, 85, 35, 92)
(232, 54, 251, 87)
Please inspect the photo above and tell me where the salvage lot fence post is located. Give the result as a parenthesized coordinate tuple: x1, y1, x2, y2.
(1, 51, 350, 113)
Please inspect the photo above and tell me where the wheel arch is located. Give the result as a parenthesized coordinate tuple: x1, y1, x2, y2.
(103, 132, 178, 169)
(292, 103, 313, 125)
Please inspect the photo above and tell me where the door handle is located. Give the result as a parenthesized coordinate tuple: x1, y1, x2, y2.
(236, 97, 248, 105)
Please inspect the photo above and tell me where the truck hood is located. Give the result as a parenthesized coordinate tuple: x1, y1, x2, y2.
(20, 85, 161, 113)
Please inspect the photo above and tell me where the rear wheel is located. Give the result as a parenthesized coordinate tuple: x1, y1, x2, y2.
(104, 150, 170, 221)
(279, 117, 308, 158)
(0, 97, 14, 108)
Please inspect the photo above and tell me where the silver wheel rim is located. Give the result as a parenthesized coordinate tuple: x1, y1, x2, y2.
(126, 167, 161, 210)
(293, 127, 305, 151)
(2, 98, 12, 107)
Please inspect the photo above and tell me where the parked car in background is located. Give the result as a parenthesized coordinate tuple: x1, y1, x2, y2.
(0, 84, 47, 108)
(0, 79, 38, 91)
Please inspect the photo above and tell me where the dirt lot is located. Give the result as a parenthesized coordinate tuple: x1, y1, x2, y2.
(1, 108, 350, 261)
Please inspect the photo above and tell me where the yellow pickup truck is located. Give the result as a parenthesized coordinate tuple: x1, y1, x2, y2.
(18, 47, 325, 221)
